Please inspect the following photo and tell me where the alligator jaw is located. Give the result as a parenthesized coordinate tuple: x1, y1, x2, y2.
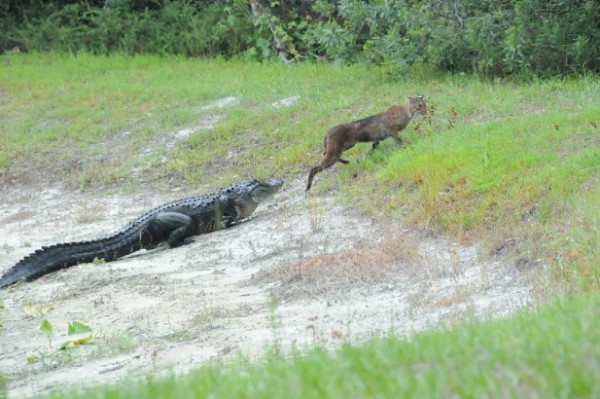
(250, 178, 284, 203)
(230, 178, 283, 220)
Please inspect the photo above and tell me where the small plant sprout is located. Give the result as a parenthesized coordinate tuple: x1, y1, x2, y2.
(40, 319, 54, 347)
(38, 319, 94, 350)
(307, 195, 323, 232)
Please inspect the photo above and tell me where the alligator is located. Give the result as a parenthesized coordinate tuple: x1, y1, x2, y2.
(0, 178, 283, 290)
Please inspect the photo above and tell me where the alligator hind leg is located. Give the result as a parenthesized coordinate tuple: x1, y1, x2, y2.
(151, 212, 195, 247)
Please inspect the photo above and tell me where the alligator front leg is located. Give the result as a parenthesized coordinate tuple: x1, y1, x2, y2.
(218, 194, 238, 227)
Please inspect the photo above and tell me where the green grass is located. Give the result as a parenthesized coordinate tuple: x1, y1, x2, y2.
(46, 292, 600, 399)
(1, 53, 599, 398)
(0, 52, 410, 188)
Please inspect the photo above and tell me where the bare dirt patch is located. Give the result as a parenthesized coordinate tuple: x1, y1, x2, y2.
(0, 177, 533, 398)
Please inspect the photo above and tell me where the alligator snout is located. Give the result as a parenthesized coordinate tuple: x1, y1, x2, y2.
(247, 178, 283, 205)
(265, 178, 284, 188)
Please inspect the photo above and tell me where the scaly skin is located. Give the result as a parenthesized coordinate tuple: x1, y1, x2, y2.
(0, 178, 283, 289)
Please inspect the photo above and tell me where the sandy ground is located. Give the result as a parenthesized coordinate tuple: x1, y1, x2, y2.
(0, 175, 534, 398)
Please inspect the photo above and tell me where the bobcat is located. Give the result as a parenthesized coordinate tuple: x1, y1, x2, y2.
(305, 95, 427, 191)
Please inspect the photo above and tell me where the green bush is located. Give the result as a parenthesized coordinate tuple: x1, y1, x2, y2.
(1, 0, 599, 77)
(503, 0, 600, 77)
(303, 0, 599, 77)
(4, 0, 255, 57)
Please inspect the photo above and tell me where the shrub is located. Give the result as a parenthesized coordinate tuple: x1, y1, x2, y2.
(1, 0, 599, 77)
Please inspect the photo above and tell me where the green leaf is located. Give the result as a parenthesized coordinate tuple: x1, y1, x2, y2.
(68, 321, 92, 335)
(92, 257, 106, 265)
(40, 319, 53, 337)
(73, 335, 94, 347)
(59, 335, 94, 350)
(59, 340, 72, 350)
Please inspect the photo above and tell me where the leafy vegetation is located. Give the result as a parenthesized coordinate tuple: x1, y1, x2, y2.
(2, 0, 599, 77)
(39, 319, 55, 347)
(23, 319, 95, 369)
(37, 319, 94, 352)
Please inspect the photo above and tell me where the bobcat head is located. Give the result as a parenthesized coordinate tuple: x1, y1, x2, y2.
(408, 94, 427, 117)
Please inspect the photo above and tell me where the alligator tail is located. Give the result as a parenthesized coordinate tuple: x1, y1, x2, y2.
(0, 228, 156, 290)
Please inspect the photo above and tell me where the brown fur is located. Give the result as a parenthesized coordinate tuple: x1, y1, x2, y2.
(306, 95, 427, 191)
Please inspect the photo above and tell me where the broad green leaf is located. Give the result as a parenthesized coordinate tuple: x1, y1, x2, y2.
(68, 321, 92, 335)
(40, 319, 53, 337)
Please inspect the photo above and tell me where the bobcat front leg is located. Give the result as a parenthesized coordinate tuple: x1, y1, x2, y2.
(371, 123, 390, 151)
(391, 134, 403, 146)
(371, 131, 402, 151)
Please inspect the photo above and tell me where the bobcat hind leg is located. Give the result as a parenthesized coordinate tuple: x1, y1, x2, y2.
(306, 154, 339, 192)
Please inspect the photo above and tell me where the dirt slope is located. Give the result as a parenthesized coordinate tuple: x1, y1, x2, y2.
(0, 177, 532, 398)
